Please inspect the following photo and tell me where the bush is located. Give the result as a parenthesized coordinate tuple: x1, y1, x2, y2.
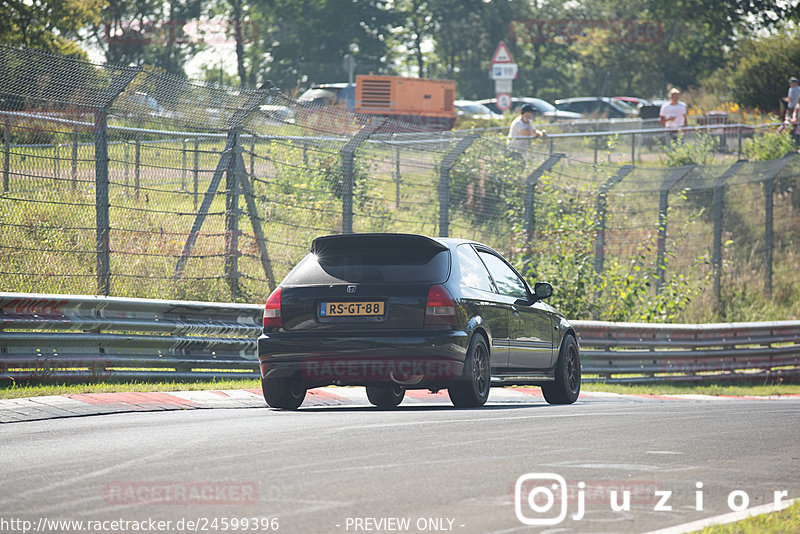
(511, 174, 709, 322)
(743, 129, 796, 161)
(663, 133, 717, 166)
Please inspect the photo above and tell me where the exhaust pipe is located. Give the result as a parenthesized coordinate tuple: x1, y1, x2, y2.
(389, 371, 424, 386)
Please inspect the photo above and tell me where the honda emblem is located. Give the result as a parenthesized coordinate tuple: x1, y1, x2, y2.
(346, 285, 357, 293)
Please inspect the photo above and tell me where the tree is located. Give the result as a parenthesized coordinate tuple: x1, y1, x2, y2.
(424, 0, 523, 99)
(252, 0, 397, 91)
(507, 1, 587, 101)
(643, 0, 792, 91)
(391, 0, 435, 78)
(94, 0, 204, 75)
(725, 30, 800, 112)
(1, 0, 104, 58)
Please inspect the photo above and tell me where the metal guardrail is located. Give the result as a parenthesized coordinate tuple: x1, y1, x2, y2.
(0, 293, 262, 382)
(1, 293, 798, 383)
(577, 320, 800, 383)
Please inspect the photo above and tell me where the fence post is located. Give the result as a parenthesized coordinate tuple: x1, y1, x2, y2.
(631, 133, 636, 164)
(656, 165, 696, 291)
(594, 165, 633, 274)
(761, 153, 796, 298)
(173, 84, 272, 281)
(439, 133, 480, 237)
(134, 132, 141, 200)
(764, 173, 774, 299)
(71, 125, 79, 189)
(395, 145, 401, 208)
(340, 119, 384, 234)
(94, 109, 111, 295)
(92, 65, 141, 295)
(250, 139, 255, 179)
(594, 135, 599, 165)
(123, 140, 129, 187)
(737, 125, 743, 160)
(712, 160, 746, 302)
(175, 133, 238, 281)
(524, 153, 564, 241)
(53, 143, 59, 184)
(193, 138, 200, 210)
(238, 136, 276, 292)
(2, 117, 9, 193)
(181, 138, 187, 191)
(225, 127, 242, 299)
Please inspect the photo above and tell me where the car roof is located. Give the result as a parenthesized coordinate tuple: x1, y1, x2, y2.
(555, 96, 615, 104)
(312, 82, 353, 89)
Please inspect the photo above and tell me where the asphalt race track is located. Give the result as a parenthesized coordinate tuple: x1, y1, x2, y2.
(1, 391, 798, 534)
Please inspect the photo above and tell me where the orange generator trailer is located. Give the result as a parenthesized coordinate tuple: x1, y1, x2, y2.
(354, 75, 456, 130)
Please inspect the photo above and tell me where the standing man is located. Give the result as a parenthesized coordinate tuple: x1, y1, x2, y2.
(659, 88, 687, 129)
(507, 104, 546, 157)
(784, 76, 799, 120)
(659, 88, 687, 146)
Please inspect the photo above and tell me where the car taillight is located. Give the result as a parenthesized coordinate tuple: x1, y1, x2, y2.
(263, 287, 283, 329)
(425, 284, 457, 326)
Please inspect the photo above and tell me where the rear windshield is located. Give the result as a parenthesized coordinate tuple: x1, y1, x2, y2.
(282, 248, 450, 285)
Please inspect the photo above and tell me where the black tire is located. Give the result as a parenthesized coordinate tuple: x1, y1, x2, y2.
(261, 376, 306, 410)
(365, 384, 406, 408)
(542, 334, 581, 405)
(448, 335, 491, 408)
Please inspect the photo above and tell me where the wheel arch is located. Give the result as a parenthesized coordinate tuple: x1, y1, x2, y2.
(469, 325, 491, 356)
(562, 327, 578, 348)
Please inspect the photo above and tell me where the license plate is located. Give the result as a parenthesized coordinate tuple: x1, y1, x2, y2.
(320, 301, 384, 317)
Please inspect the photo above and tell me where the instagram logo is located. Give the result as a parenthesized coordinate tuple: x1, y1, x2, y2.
(514, 473, 569, 526)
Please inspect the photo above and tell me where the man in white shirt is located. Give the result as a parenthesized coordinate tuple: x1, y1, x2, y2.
(659, 88, 687, 129)
(784, 77, 799, 120)
(507, 104, 546, 156)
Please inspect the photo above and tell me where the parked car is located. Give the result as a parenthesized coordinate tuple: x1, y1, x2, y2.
(259, 104, 295, 125)
(613, 96, 652, 109)
(258, 233, 581, 410)
(454, 99, 503, 120)
(298, 82, 356, 110)
(613, 97, 664, 120)
(554, 97, 640, 119)
(476, 97, 582, 120)
(638, 98, 671, 120)
(126, 91, 175, 119)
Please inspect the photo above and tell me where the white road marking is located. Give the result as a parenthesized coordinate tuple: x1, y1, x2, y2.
(639, 498, 798, 534)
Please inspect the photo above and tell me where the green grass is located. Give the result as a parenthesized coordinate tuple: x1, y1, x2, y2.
(582, 382, 800, 397)
(0, 379, 262, 399)
(1, 379, 799, 400)
(694, 500, 800, 534)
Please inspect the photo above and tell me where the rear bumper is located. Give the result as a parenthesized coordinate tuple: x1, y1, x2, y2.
(257, 330, 469, 387)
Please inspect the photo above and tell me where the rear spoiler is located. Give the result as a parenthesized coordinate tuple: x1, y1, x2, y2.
(311, 233, 448, 256)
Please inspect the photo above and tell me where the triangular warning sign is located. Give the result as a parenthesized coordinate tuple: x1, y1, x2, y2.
(491, 41, 513, 64)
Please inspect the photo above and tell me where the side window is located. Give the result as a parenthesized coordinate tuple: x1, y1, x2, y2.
(477, 251, 528, 299)
(457, 245, 494, 292)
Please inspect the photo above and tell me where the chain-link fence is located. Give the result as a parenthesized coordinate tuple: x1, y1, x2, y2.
(2, 44, 799, 311)
(471, 121, 776, 165)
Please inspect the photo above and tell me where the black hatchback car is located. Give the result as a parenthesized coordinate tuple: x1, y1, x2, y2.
(258, 233, 580, 410)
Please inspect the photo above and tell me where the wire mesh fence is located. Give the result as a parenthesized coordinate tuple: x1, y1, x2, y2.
(2, 44, 799, 313)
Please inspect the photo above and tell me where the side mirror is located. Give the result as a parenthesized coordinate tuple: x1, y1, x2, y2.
(533, 282, 553, 300)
